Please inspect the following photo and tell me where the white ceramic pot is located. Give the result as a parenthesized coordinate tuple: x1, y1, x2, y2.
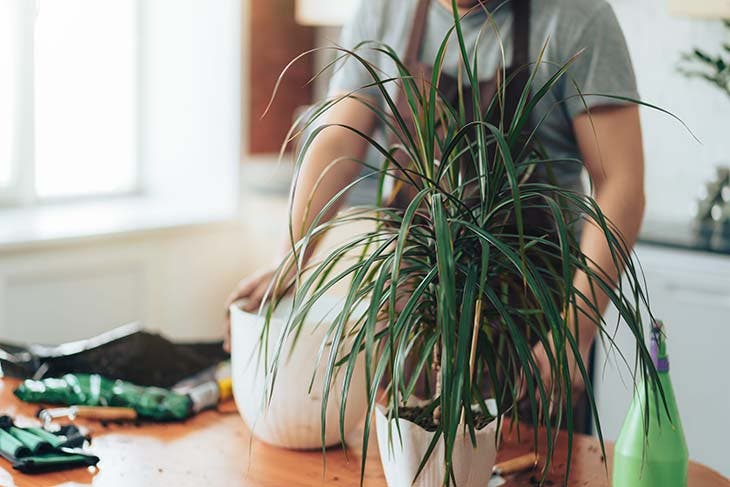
(230, 296, 368, 449)
(375, 401, 499, 487)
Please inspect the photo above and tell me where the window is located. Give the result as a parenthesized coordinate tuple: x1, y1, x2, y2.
(2, 0, 139, 204)
(35, 0, 139, 199)
(0, 0, 241, 248)
(0, 1, 19, 194)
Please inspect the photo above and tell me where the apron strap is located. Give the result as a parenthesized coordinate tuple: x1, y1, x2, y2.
(511, 0, 530, 69)
(404, 0, 431, 65)
(404, 0, 531, 70)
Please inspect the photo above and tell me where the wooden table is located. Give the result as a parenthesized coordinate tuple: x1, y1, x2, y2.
(1, 379, 727, 486)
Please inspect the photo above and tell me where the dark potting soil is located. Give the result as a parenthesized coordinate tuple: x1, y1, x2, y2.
(395, 406, 494, 432)
(0, 326, 228, 388)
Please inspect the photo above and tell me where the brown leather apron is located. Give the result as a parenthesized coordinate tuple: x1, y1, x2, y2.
(387, 0, 573, 411)
(386, 0, 532, 210)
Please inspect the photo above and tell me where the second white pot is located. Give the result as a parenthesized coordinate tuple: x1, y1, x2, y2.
(230, 296, 368, 450)
(375, 402, 499, 487)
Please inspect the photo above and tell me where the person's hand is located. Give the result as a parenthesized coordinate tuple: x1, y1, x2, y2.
(223, 266, 293, 352)
(519, 331, 593, 419)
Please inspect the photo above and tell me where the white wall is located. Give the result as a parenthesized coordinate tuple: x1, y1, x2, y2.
(141, 0, 241, 213)
(0, 224, 249, 344)
(0, 192, 290, 345)
(609, 0, 729, 223)
(0, 188, 373, 345)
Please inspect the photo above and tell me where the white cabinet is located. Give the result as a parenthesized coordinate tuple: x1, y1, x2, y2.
(0, 191, 367, 346)
(0, 223, 260, 345)
(594, 244, 730, 476)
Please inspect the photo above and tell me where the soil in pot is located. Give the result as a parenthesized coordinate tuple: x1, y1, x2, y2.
(394, 406, 496, 432)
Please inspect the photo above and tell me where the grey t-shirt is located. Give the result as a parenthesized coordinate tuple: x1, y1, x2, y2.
(328, 0, 639, 194)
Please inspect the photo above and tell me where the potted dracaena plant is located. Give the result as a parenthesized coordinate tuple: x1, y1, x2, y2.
(252, 3, 679, 486)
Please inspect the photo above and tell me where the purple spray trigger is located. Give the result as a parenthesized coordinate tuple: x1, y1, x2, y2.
(651, 320, 669, 372)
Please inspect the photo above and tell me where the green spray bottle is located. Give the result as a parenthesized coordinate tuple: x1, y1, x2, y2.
(612, 320, 688, 486)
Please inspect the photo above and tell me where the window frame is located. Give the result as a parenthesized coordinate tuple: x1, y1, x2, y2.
(0, 0, 30, 206)
(0, 0, 242, 250)
(0, 0, 143, 208)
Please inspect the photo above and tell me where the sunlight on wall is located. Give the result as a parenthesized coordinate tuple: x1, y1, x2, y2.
(34, 0, 138, 199)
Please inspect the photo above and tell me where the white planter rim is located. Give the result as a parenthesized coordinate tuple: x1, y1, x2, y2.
(375, 399, 500, 430)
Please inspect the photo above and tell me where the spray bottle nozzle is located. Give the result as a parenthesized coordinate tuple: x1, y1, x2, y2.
(651, 319, 669, 372)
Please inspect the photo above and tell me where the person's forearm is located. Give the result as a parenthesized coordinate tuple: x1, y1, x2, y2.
(571, 178, 645, 353)
(277, 129, 365, 266)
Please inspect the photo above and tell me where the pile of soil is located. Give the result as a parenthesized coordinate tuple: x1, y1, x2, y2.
(1, 325, 228, 388)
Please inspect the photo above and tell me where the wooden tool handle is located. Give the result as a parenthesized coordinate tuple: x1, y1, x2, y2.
(74, 406, 138, 421)
(493, 453, 539, 475)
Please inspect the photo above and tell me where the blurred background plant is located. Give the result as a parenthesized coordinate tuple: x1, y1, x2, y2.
(678, 20, 730, 98)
